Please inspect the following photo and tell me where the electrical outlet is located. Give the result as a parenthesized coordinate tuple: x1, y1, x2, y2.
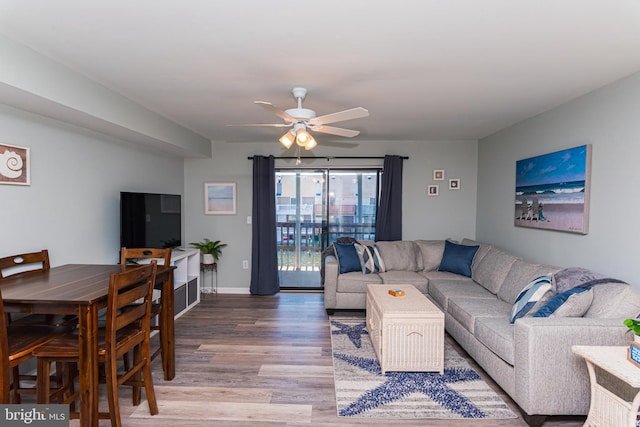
(242, 260, 249, 269)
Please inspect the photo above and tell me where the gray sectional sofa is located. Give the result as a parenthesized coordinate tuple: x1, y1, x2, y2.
(323, 238, 640, 424)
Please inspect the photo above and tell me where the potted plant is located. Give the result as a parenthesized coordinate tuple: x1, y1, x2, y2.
(190, 238, 227, 264)
(624, 318, 640, 342)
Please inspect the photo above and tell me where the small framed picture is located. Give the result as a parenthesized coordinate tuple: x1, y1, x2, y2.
(204, 182, 237, 215)
(427, 184, 439, 196)
(0, 143, 30, 186)
(433, 169, 445, 181)
(449, 179, 460, 190)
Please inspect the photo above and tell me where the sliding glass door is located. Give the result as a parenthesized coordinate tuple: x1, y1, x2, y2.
(276, 168, 381, 289)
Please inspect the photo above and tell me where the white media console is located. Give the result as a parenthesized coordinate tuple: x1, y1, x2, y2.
(171, 248, 201, 318)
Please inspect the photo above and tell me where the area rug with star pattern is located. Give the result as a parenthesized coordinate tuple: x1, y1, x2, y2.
(330, 316, 518, 420)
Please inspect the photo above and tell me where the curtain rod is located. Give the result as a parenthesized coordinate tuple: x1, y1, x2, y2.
(247, 156, 409, 160)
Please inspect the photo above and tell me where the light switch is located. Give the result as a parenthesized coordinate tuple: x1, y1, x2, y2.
(247, 216, 252, 225)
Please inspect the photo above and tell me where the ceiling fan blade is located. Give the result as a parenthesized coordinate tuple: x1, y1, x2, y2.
(308, 107, 369, 126)
(254, 101, 297, 123)
(321, 141, 360, 148)
(226, 123, 292, 127)
(309, 125, 360, 138)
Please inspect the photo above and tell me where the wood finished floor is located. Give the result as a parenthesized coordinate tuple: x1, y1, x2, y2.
(71, 292, 585, 426)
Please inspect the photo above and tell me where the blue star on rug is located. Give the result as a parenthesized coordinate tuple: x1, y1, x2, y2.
(333, 352, 486, 418)
(331, 320, 368, 348)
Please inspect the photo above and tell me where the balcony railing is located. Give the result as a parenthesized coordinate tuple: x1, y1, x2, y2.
(277, 222, 322, 271)
(276, 222, 376, 271)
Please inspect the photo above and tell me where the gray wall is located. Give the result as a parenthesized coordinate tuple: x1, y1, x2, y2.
(185, 139, 478, 291)
(0, 105, 184, 265)
(477, 72, 640, 284)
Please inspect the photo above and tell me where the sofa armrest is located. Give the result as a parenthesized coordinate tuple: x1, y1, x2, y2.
(513, 317, 629, 416)
(324, 255, 339, 309)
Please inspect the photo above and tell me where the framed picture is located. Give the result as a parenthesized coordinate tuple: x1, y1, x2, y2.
(449, 178, 460, 190)
(0, 143, 30, 186)
(427, 184, 439, 196)
(433, 169, 445, 181)
(204, 182, 237, 215)
(514, 144, 591, 234)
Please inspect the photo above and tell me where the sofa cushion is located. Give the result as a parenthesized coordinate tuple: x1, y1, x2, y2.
(472, 247, 519, 294)
(461, 238, 493, 271)
(447, 297, 512, 334)
(498, 260, 561, 304)
(336, 272, 383, 293)
(422, 270, 468, 281)
(354, 243, 386, 274)
(584, 283, 640, 318)
(378, 271, 428, 294)
(429, 279, 495, 311)
(333, 242, 362, 274)
(415, 240, 445, 272)
(510, 274, 554, 323)
(475, 317, 515, 365)
(438, 240, 479, 277)
(534, 287, 594, 318)
(375, 241, 418, 271)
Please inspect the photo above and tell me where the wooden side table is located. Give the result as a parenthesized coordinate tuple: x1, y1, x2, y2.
(200, 262, 217, 294)
(572, 345, 640, 427)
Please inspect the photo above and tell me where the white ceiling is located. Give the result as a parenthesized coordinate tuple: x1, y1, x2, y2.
(1, 1, 640, 146)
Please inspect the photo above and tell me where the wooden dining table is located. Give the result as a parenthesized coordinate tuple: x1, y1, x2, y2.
(0, 263, 176, 427)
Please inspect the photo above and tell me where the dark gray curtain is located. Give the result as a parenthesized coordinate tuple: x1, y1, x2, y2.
(250, 155, 280, 295)
(375, 155, 404, 241)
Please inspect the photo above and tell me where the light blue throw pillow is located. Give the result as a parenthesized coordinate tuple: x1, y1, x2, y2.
(534, 287, 594, 318)
(437, 240, 479, 277)
(333, 243, 362, 274)
(510, 274, 554, 323)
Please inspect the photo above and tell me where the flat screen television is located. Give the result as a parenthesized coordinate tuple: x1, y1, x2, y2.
(120, 191, 182, 249)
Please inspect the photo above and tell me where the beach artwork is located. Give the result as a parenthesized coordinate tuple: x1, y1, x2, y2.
(204, 182, 237, 215)
(515, 145, 591, 234)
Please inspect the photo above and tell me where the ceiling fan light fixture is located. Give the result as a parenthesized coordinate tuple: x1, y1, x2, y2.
(296, 128, 311, 146)
(304, 136, 317, 150)
(279, 130, 295, 149)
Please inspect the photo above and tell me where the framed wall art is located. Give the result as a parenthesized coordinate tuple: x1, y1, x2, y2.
(514, 144, 591, 234)
(448, 178, 460, 190)
(427, 184, 439, 196)
(204, 182, 237, 215)
(433, 169, 445, 181)
(0, 143, 30, 186)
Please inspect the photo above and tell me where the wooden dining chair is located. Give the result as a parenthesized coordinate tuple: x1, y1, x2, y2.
(0, 287, 60, 403)
(0, 249, 51, 279)
(120, 247, 172, 365)
(34, 262, 159, 426)
(0, 250, 77, 400)
(0, 249, 76, 327)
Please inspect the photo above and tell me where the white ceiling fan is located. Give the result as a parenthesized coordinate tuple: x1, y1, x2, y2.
(227, 87, 369, 151)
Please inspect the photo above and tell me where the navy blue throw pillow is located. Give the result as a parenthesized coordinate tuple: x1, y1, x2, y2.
(334, 243, 362, 274)
(437, 240, 479, 277)
(533, 287, 592, 318)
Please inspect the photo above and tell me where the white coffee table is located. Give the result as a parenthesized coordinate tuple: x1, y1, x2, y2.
(366, 284, 444, 374)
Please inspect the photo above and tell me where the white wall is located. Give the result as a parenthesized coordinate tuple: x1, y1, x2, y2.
(185, 139, 478, 291)
(477, 72, 640, 284)
(0, 34, 211, 158)
(0, 105, 184, 265)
